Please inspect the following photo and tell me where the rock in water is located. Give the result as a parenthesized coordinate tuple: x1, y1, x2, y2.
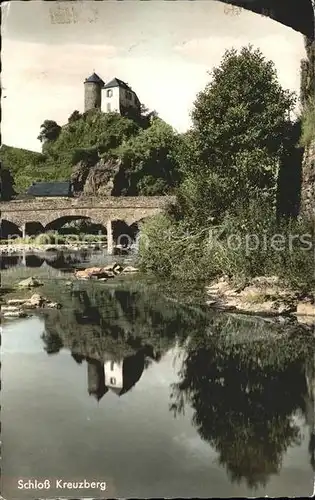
(17, 277, 43, 289)
(2, 305, 22, 312)
(74, 265, 122, 279)
(27, 294, 45, 307)
(7, 299, 27, 306)
(122, 266, 139, 273)
(103, 263, 123, 274)
(2, 308, 27, 318)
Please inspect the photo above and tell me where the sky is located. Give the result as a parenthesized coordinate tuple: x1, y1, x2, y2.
(1, 0, 306, 152)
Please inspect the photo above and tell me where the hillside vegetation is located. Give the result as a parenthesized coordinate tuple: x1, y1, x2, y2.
(0, 109, 182, 195)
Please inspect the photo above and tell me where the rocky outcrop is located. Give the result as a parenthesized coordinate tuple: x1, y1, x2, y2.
(71, 157, 124, 196)
(301, 139, 315, 217)
(17, 277, 43, 289)
(83, 157, 123, 196)
(71, 160, 90, 193)
(205, 276, 314, 327)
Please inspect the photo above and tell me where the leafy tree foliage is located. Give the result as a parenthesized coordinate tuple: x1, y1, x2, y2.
(0, 145, 47, 193)
(176, 46, 296, 225)
(68, 110, 82, 123)
(37, 119, 62, 144)
(1, 109, 181, 195)
(0, 167, 16, 200)
(115, 117, 181, 195)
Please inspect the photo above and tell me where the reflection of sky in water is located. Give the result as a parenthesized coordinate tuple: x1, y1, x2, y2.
(1, 299, 314, 498)
(2, 316, 45, 353)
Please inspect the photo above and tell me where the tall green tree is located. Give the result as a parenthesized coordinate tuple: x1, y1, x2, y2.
(177, 45, 296, 225)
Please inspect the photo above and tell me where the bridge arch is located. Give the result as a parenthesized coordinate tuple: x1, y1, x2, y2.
(45, 215, 93, 232)
(25, 221, 45, 236)
(0, 219, 22, 239)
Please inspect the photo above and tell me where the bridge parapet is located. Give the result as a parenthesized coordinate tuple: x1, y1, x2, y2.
(0, 195, 175, 211)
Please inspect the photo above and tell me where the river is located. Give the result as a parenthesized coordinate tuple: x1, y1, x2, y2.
(1, 251, 314, 499)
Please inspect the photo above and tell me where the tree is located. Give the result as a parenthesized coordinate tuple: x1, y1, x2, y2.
(192, 45, 295, 165)
(68, 110, 82, 123)
(115, 117, 181, 195)
(176, 46, 296, 224)
(0, 167, 16, 200)
(37, 119, 62, 144)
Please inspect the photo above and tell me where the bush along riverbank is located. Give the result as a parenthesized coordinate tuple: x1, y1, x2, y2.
(137, 46, 315, 328)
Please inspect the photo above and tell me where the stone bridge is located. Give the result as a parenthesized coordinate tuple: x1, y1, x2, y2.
(0, 196, 175, 253)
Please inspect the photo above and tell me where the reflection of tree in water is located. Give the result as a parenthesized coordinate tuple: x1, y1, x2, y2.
(41, 330, 64, 354)
(305, 352, 315, 472)
(45, 252, 88, 271)
(170, 325, 314, 489)
(0, 255, 20, 269)
(41, 282, 209, 361)
(40, 282, 315, 478)
(41, 283, 209, 400)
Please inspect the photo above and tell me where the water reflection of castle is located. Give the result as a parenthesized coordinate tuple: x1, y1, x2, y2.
(72, 350, 149, 401)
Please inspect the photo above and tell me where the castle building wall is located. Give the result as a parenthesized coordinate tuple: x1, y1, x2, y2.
(102, 87, 140, 114)
(102, 87, 120, 113)
(104, 360, 123, 388)
(84, 82, 102, 112)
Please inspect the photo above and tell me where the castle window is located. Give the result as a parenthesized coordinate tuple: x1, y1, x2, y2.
(110, 377, 116, 385)
(107, 89, 113, 98)
(107, 103, 111, 112)
(110, 361, 115, 371)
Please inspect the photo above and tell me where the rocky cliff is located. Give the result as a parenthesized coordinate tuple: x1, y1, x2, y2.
(301, 139, 315, 217)
(71, 157, 124, 196)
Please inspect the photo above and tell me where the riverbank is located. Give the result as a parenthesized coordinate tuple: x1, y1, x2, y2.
(0, 243, 105, 254)
(1, 257, 314, 331)
(0, 241, 133, 255)
(205, 275, 315, 328)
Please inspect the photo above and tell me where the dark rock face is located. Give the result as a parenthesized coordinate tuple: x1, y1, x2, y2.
(301, 140, 315, 217)
(71, 160, 91, 194)
(83, 158, 123, 196)
(71, 158, 124, 196)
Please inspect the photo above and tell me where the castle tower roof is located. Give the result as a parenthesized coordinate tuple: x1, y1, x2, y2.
(84, 73, 105, 86)
(103, 77, 131, 91)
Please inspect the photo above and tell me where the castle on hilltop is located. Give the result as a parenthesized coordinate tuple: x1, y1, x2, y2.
(84, 72, 141, 116)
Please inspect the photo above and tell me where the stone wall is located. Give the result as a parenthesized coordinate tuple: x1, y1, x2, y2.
(0, 196, 175, 228)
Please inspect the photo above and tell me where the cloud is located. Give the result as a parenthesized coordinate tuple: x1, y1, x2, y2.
(2, 40, 118, 88)
(174, 33, 305, 97)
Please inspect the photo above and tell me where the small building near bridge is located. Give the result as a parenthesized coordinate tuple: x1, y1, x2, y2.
(26, 181, 73, 198)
